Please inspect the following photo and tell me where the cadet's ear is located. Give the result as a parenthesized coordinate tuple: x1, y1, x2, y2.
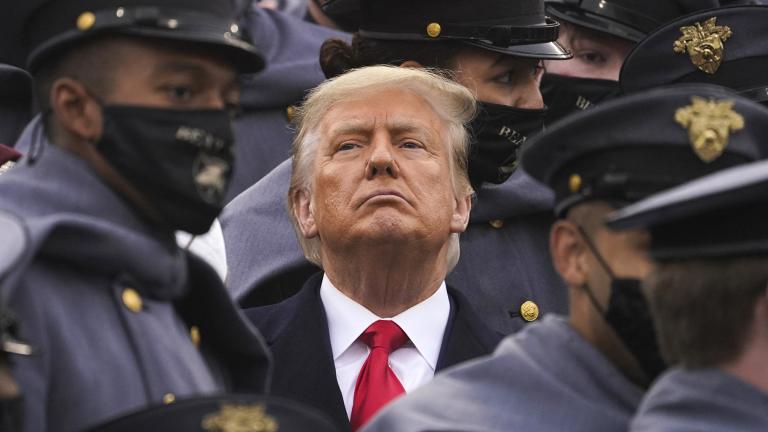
(292, 188, 319, 239)
(49, 77, 103, 143)
(550, 219, 589, 287)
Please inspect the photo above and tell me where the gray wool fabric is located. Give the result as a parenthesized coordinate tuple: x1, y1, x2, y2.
(222, 160, 568, 335)
(226, 7, 348, 200)
(0, 123, 271, 432)
(363, 314, 643, 432)
(631, 368, 768, 432)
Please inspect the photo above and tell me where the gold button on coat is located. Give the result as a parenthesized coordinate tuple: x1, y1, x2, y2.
(489, 219, 504, 229)
(520, 300, 539, 322)
(121, 288, 143, 313)
(190, 326, 201, 348)
(285, 105, 297, 122)
(162, 393, 176, 404)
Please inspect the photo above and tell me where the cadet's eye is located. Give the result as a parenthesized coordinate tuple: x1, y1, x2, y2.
(166, 85, 194, 102)
(578, 51, 607, 65)
(493, 71, 515, 85)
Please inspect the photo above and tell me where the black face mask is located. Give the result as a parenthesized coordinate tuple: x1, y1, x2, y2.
(577, 226, 667, 384)
(467, 102, 547, 189)
(540, 74, 621, 127)
(97, 106, 236, 235)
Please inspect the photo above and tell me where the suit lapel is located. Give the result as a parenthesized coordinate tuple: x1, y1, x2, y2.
(436, 287, 504, 371)
(266, 274, 351, 431)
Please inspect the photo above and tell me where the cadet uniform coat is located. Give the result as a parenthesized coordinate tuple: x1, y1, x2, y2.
(630, 368, 768, 432)
(222, 160, 568, 335)
(364, 314, 644, 432)
(0, 125, 271, 432)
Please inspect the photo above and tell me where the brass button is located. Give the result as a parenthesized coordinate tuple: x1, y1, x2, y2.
(121, 288, 143, 313)
(489, 219, 504, 229)
(569, 174, 582, 193)
(286, 105, 297, 122)
(77, 12, 96, 31)
(520, 301, 540, 322)
(190, 326, 201, 348)
(162, 393, 176, 405)
(426, 22, 442, 38)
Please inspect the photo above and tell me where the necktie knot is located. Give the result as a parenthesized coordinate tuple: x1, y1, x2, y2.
(360, 320, 408, 354)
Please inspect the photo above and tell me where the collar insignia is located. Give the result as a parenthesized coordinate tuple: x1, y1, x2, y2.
(673, 17, 732, 74)
(202, 404, 278, 432)
(674, 96, 744, 163)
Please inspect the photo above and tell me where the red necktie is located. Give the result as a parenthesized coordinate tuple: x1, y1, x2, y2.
(349, 320, 409, 431)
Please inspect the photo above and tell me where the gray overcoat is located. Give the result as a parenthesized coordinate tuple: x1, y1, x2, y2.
(0, 124, 272, 432)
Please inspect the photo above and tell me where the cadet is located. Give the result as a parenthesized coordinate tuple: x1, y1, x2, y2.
(364, 84, 768, 432)
(541, 0, 718, 124)
(224, 0, 574, 335)
(0, 1, 272, 431)
(621, 4, 768, 105)
(608, 159, 768, 431)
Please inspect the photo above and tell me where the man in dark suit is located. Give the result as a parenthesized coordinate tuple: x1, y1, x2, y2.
(245, 66, 501, 432)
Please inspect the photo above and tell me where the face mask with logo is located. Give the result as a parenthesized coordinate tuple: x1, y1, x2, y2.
(467, 101, 547, 189)
(96, 106, 236, 235)
(540, 73, 621, 127)
(576, 226, 667, 384)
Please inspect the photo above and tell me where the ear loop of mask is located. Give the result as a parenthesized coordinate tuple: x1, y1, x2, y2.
(576, 224, 618, 317)
(26, 112, 51, 166)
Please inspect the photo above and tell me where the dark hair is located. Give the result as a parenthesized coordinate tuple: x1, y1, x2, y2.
(33, 36, 126, 136)
(646, 257, 768, 368)
(319, 34, 463, 79)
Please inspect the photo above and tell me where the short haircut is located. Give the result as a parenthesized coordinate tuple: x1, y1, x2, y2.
(288, 65, 476, 268)
(646, 257, 768, 368)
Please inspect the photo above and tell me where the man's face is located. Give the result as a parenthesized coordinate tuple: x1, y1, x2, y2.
(544, 23, 634, 81)
(300, 88, 470, 255)
(102, 39, 240, 111)
(451, 47, 545, 109)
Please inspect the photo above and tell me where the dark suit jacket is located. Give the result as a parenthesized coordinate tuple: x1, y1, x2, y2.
(245, 272, 503, 432)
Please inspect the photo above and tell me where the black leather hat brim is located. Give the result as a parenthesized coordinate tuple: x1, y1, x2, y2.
(547, 5, 644, 42)
(28, 27, 265, 74)
(463, 40, 572, 60)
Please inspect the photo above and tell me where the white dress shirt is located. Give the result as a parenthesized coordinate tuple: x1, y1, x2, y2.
(320, 274, 450, 418)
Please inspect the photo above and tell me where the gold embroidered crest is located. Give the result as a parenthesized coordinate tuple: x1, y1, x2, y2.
(673, 17, 732, 74)
(674, 96, 744, 163)
(202, 404, 279, 432)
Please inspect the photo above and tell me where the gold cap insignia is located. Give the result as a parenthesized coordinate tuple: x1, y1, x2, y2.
(77, 12, 96, 31)
(426, 22, 442, 38)
(675, 96, 744, 163)
(568, 174, 582, 193)
(202, 404, 278, 432)
(673, 17, 732, 75)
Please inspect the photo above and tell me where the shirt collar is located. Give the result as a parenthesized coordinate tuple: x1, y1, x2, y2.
(320, 274, 450, 370)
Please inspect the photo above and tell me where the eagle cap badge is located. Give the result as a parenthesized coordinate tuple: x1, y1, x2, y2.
(674, 96, 744, 163)
(673, 17, 732, 75)
(202, 404, 279, 432)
